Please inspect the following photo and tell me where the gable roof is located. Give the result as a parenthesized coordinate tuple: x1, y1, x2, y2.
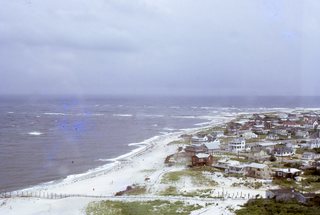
(194, 153, 211, 159)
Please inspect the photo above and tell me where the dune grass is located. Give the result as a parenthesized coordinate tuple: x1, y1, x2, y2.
(86, 200, 202, 215)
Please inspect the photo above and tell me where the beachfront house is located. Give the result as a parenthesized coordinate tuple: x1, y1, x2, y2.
(267, 189, 316, 204)
(245, 163, 271, 179)
(227, 164, 246, 175)
(191, 153, 213, 166)
(204, 140, 220, 155)
(274, 168, 302, 180)
(266, 189, 295, 201)
(214, 159, 240, 171)
(228, 138, 246, 152)
(184, 144, 207, 156)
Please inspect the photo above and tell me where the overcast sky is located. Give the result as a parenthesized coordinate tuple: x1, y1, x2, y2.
(0, 0, 319, 96)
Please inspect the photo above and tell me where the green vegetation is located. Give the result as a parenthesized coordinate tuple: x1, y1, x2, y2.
(232, 181, 263, 189)
(159, 186, 178, 196)
(235, 199, 320, 215)
(86, 200, 202, 215)
(196, 126, 225, 136)
(273, 179, 299, 190)
(160, 186, 215, 198)
(168, 139, 190, 145)
(161, 169, 217, 186)
(124, 186, 147, 196)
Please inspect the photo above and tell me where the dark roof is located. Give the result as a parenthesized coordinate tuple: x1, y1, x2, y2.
(274, 147, 293, 153)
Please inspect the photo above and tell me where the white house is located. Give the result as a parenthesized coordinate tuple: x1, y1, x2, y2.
(273, 147, 294, 157)
(302, 152, 320, 160)
(241, 131, 258, 139)
(304, 139, 320, 149)
(228, 138, 246, 152)
(204, 140, 220, 154)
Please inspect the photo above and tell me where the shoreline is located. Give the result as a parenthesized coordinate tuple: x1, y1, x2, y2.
(17, 115, 233, 194)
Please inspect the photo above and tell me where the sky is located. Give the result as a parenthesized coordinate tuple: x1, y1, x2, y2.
(0, 0, 319, 96)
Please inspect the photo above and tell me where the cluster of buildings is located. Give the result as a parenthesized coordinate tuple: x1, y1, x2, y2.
(170, 111, 320, 182)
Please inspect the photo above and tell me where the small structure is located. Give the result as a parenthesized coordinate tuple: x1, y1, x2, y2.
(266, 133, 280, 140)
(295, 192, 316, 204)
(191, 153, 213, 166)
(214, 159, 240, 171)
(248, 148, 270, 161)
(266, 189, 295, 201)
(228, 164, 247, 175)
(228, 138, 246, 152)
(273, 147, 294, 157)
(295, 130, 309, 138)
(184, 144, 207, 156)
(241, 131, 258, 139)
(302, 152, 320, 160)
(204, 140, 220, 155)
(304, 139, 320, 149)
(274, 168, 302, 179)
(246, 163, 271, 179)
(267, 189, 316, 204)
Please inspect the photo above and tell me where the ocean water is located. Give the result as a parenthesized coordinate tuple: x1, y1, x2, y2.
(0, 95, 320, 192)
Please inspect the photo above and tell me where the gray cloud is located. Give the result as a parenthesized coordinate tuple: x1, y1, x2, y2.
(0, 0, 319, 96)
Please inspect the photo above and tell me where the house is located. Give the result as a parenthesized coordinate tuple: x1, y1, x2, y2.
(274, 168, 302, 179)
(204, 140, 220, 155)
(304, 139, 320, 149)
(257, 142, 278, 154)
(273, 129, 289, 137)
(191, 153, 213, 166)
(214, 159, 240, 171)
(248, 149, 270, 161)
(273, 147, 294, 157)
(212, 131, 224, 138)
(295, 130, 309, 138)
(302, 152, 320, 160)
(266, 188, 295, 201)
(184, 144, 207, 156)
(294, 192, 316, 204)
(241, 131, 258, 139)
(267, 189, 316, 204)
(191, 135, 213, 143)
(228, 138, 246, 152)
(313, 120, 319, 130)
(245, 163, 271, 179)
(227, 164, 247, 175)
(266, 133, 280, 140)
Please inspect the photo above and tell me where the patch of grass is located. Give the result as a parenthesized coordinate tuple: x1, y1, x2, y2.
(159, 186, 178, 196)
(160, 187, 216, 198)
(86, 200, 203, 215)
(125, 186, 147, 196)
(168, 139, 190, 145)
(231, 181, 263, 189)
(301, 175, 320, 192)
(235, 199, 320, 215)
(273, 179, 299, 190)
(161, 169, 217, 187)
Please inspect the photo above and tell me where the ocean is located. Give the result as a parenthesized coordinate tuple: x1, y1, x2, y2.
(1, 95, 320, 192)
